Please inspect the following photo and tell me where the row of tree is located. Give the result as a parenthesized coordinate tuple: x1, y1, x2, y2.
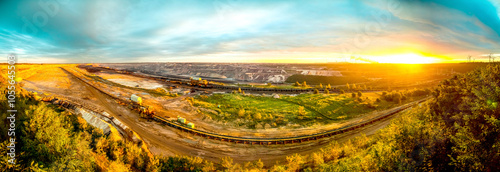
(265, 64, 500, 171)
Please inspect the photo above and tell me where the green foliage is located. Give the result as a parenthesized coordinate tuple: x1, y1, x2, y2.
(286, 75, 368, 86)
(192, 93, 404, 128)
(276, 64, 500, 172)
(237, 108, 245, 118)
(253, 113, 262, 120)
(430, 64, 500, 171)
(157, 156, 203, 172)
(0, 78, 198, 171)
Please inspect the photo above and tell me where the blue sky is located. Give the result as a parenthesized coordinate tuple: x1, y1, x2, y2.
(1, 0, 499, 63)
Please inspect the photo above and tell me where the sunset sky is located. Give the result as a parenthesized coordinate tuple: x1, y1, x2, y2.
(1, 0, 499, 63)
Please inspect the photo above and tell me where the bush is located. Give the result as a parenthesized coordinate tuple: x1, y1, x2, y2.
(253, 113, 262, 120)
(237, 108, 245, 118)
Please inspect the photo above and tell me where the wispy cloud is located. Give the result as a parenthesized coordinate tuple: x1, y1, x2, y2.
(0, 0, 499, 63)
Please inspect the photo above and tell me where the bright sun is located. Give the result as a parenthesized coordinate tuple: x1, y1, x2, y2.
(375, 53, 441, 64)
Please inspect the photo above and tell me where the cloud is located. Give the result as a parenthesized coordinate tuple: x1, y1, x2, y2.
(0, 0, 499, 63)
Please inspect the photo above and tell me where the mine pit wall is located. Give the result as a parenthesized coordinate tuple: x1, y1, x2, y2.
(76, 108, 111, 135)
(44, 97, 142, 146)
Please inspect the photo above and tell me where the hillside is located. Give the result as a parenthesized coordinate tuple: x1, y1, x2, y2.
(1, 64, 498, 171)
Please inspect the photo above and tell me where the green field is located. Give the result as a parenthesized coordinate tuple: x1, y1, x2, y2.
(190, 91, 423, 129)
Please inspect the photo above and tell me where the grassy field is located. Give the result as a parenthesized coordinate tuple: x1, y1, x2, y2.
(190, 91, 419, 129)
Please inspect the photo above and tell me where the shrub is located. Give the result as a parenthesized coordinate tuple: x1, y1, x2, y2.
(253, 113, 262, 120)
(237, 108, 245, 118)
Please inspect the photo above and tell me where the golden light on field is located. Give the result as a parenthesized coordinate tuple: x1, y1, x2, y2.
(374, 53, 442, 64)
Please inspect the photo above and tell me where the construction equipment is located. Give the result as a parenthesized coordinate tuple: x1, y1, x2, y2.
(131, 94, 142, 104)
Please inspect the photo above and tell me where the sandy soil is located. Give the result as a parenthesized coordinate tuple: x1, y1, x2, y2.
(20, 65, 404, 166)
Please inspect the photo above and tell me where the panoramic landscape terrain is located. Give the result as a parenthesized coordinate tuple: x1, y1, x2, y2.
(1, 0, 500, 172)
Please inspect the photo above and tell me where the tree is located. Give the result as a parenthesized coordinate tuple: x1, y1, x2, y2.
(255, 159, 264, 169)
(298, 106, 306, 119)
(237, 108, 245, 117)
(395, 95, 402, 104)
(352, 84, 357, 90)
(238, 87, 242, 93)
(319, 83, 323, 88)
(286, 154, 304, 171)
(267, 83, 272, 87)
(253, 113, 262, 120)
(431, 64, 500, 171)
(294, 81, 301, 87)
(326, 84, 331, 89)
(346, 83, 350, 90)
(221, 156, 233, 170)
(302, 81, 307, 88)
(311, 152, 324, 167)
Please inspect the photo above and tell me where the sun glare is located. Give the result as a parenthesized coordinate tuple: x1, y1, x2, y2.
(375, 53, 441, 64)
